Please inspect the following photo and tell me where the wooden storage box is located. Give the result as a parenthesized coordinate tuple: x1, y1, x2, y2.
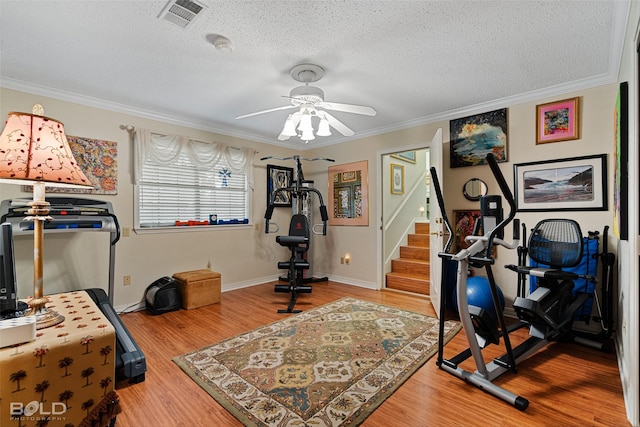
(172, 269, 221, 309)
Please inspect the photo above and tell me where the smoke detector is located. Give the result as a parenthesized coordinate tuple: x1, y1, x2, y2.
(207, 34, 233, 53)
(158, 0, 207, 29)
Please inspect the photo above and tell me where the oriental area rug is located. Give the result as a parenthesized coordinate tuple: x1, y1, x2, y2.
(173, 297, 461, 427)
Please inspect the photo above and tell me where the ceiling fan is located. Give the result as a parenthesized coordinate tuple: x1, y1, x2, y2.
(235, 64, 376, 141)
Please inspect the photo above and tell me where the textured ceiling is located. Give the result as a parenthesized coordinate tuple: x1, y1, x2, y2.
(0, 1, 629, 148)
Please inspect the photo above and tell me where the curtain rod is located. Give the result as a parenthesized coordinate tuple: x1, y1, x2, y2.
(119, 124, 258, 154)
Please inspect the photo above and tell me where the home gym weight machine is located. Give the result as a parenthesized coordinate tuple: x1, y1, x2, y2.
(431, 153, 609, 411)
(263, 155, 333, 313)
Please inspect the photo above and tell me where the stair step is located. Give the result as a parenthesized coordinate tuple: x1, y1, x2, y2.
(414, 222, 430, 235)
(385, 272, 430, 295)
(408, 233, 430, 248)
(400, 245, 429, 260)
(386, 222, 432, 297)
(391, 258, 430, 276)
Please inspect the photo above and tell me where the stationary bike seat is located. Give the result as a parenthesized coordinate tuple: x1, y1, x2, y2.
(505, 264, 579, 281)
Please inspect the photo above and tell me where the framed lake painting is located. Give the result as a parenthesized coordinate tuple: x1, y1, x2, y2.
(513, 154, 607, 212)
(450, 108, 508, 168)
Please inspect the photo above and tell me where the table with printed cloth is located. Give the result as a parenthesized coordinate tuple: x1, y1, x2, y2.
(0, 291, 120, 427)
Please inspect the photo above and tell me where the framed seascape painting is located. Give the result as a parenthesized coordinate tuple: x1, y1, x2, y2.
(450, 108, 508, 168)
(328, 160, 368, 226)
(266, 164, 293, 207)
(513, 154, 607, 212)
(536, 97, 580, 144)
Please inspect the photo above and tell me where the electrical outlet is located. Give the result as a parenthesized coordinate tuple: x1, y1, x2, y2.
(123, 275, 131, 286)
(253, 223, 259, 231)
(340, 257, 344, 264)
(122, 227, 130, 237)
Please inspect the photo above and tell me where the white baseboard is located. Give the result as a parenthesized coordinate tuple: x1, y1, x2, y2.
(320, 274, 378, 290)
(115, 274, 376, 314)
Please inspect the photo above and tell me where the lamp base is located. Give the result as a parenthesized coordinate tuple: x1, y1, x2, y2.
(26, 297, 65, 330)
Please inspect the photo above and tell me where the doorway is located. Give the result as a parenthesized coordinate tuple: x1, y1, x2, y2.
(377, 128, 444, 314)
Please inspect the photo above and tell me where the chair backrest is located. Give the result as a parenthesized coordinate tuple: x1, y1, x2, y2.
(288, 214, 310, 238)
(528, 219, 583, 268)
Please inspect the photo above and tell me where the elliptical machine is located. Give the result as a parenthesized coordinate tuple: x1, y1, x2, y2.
(263, 155, 333, 313)
(432, 153, 605, 411)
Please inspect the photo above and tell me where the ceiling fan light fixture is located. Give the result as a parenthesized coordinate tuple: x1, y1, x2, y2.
(300, 128, 315, 141)
(236, 63, 374, 141)
(281, 115, 298, 137)
(298, 112, 313, 133)
(317, 116, 332, 136)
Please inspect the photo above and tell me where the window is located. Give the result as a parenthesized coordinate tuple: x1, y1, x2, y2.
(134, 129, 255, 230)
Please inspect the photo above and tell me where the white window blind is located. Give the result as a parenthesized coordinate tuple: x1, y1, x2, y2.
(134, 129, 255, 229)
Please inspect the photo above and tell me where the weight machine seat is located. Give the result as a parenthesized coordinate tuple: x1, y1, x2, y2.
(276, 235, 309, 246)
(276, 214, 310, 271)
(276, 214, 310, 249)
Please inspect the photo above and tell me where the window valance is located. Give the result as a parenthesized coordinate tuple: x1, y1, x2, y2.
(134, 128, 257, 189)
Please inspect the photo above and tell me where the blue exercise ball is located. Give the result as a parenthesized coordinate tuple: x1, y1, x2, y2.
(453, 276, 505, 316)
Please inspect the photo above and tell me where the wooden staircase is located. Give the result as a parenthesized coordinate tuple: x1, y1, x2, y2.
(385, 222, 430, 295)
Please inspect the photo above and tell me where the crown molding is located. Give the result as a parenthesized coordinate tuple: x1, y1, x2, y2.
(0, 69, 618, 152)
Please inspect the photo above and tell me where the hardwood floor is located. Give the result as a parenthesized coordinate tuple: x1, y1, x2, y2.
(114, 281, 629, 427)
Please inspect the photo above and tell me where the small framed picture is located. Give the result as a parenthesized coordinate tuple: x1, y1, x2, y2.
(536, 97, 580, 144)
(266, 164, 293, 207)
(391, 164, 404, 194)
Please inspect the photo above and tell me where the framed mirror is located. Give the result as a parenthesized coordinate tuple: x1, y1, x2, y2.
(463, 178, 488, 201)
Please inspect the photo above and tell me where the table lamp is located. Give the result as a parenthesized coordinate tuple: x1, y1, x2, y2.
(0, 104, 92, 329)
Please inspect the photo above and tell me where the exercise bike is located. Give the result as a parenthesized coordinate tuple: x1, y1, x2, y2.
(432, 153, 604, 410)
(263, 155, 332, 313)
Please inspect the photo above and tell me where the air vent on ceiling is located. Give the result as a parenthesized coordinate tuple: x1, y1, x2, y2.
(158, 0, 206, 29)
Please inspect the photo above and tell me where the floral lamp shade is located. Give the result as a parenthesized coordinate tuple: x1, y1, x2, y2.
(0, 109, 92, 188)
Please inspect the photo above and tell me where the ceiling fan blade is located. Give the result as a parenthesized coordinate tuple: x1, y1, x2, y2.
(323, 112, 355, 136)
(319, 102, 376, 116)
(235, 105, 296, 120)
